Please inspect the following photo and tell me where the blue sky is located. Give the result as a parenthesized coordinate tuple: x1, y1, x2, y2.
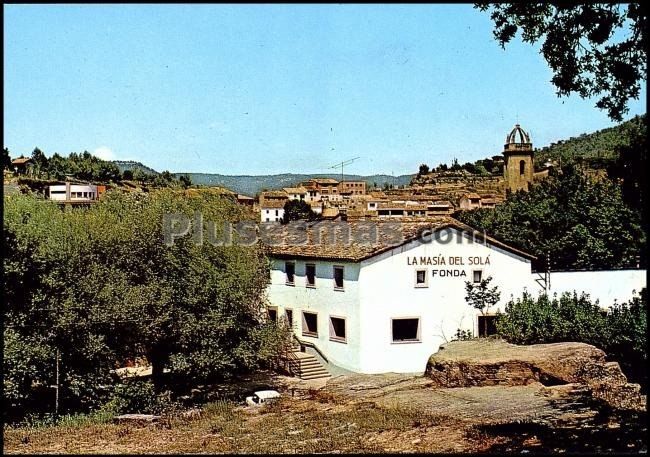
(4, 4, 646, 176)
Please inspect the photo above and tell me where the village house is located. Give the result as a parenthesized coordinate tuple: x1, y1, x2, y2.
(48, 183, 105, 204)
(259, 190, 289, 222)
(283, 187, 308, 201)
(426, 200, 455, 216)
(265, 218, 539, 374)
(236, 194, 255, 206)
(459, 192, 482, 210)
(11, 157, 35, 176)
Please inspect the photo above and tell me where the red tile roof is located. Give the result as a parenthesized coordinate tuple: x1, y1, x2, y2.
(264, 218, 536, 262)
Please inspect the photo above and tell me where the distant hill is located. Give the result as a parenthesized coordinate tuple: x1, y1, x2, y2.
(534, 114, 645, 168)
(112, 160, 159, 175)
(173, 173, 414, 196)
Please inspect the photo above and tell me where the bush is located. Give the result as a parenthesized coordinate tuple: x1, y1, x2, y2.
(497, 289, 647, 387)
(496, 291, 608, 346)
(110, 381, 176, 415)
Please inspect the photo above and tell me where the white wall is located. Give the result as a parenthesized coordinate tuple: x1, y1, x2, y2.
(266, 259, 362, 372)
(260, 207, 284, 222)
(48, 184, 97, 201)
(547, 269, 646, 307)
(357, 228, 538, 374)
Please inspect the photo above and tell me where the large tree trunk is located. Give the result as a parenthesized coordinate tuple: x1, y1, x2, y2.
(149, 347, 166, 389)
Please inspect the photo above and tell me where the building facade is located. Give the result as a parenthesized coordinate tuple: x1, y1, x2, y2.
(265, 219, 538, 374)
(48, 183, 101, 202)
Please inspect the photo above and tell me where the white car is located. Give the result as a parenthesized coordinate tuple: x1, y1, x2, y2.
(245, 389, 281, 406)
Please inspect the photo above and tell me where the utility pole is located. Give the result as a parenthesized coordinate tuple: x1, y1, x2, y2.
(55, 347, 60, 416)
(328, 157, 360, 182)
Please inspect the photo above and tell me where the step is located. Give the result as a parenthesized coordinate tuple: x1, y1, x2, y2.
(301, 372, 331, 380)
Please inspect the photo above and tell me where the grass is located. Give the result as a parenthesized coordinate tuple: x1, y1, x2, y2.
(3, 396, 463, 454)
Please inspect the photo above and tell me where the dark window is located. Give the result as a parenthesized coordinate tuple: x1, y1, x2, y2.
(285, 309, 293, 327)
(415, 269, 427, 287)
(333, 266, 344, 290)
(268, 308, 277, 322)
(329, 317, 346, 342)
(285, 262, 295, 285)
(306, 264, 316, 287)
(473, 270, 483, 283)
(478, 315, 498, 337)
(302, 312, 318, 337)
(392, 318, 420, 343)
(520, 160, 526, 175)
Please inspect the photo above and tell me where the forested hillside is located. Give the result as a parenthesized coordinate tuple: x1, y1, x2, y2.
(174, 173, 414, 196)
(534, 115, 645, 168)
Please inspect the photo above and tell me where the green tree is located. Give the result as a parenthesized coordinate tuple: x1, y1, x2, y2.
(179, 174, 192, 188)
(496, 289, 646, 386)
(31, 147, 49, 178)
(476, 3, 647, 121)
(418, 163, 430, 176)
(2, 147, 12, 170)
(281, 199, 319, 224)
(122, 169, 134, 181)
(464, 276, 501, 337)
(455, 164, 645, 270)
(3, 191, 288, 420)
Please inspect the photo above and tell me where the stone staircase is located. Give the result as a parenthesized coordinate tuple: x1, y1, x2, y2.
(286, 339, 331, 380)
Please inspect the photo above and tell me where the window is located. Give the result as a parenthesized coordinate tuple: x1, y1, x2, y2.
(305, 264, 316, 288)
(392, 318, 421, 343)
(415, 269, 428, 288)
(285, 262, 295, 285)
(329, 316, 346, 343)
(472, 270, 483, 283)
(333, 266, 344, 290)
(285, 309, 293, 327)
(266, 218, 270, 222)
(302, 311, 318, 337)
(268, 307, 277, 322)
(275, 209, 279, 216)
(478, 315, 497, 337)
(266, 210, 270, 214)
(520, 160, 526, 175)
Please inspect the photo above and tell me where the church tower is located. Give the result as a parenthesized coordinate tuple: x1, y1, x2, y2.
(503, 124, 534, 192)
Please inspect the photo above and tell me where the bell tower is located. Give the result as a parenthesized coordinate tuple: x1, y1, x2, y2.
(503, 124, 534, 192)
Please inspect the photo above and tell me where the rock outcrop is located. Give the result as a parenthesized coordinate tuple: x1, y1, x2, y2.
(425, 339, 645, 411)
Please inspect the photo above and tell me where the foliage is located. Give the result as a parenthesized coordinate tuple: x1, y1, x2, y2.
(496, 291, 607, 346)
(464, 276, 501, 337)
(418, 163, 430, 176)
(281, 199, 319, 223)
(2, 147, 12, 169)
(452, 328, 474, 341)
(3, 191, 288, 421)
(9, 148, 190, 187)
(454, 164, 645, 270)
(606, 115, 648, 233)
(476, 3, 647, 121)
(109, 381, 174, 415)
(534, 114, 645, 168)
(496, 289, 647, 386)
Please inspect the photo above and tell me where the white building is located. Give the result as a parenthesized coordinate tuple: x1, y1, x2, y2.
(265, 218, 539, 374)
(283, 187, 308, 202)
(48, 183, 99, 201)
(260, 201, 285, 222)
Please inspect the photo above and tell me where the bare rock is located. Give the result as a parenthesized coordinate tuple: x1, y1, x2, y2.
(113, 414, 161, 425)
(425, 340, 645, 411)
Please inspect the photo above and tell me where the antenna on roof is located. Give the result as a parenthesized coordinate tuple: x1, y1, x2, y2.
(328, 157, 360, 182)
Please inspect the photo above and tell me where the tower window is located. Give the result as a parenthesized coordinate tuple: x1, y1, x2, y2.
(520, 160, 526, 175)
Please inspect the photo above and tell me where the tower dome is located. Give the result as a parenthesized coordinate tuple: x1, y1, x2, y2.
(505, 124, 531, 145)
